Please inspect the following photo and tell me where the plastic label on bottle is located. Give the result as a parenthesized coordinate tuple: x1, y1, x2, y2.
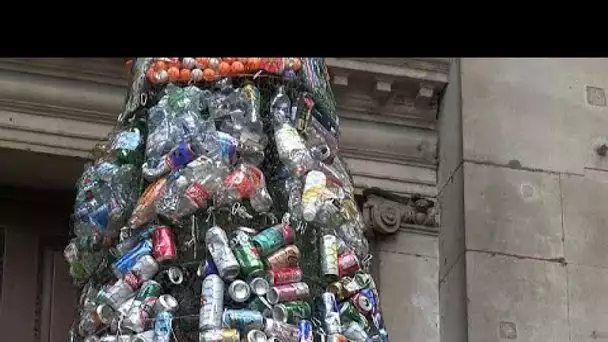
(185, 183, 210, 209)
(217, 132, 237, 162)
(114, 131, 141, 151)
(166, 143, 196, 170)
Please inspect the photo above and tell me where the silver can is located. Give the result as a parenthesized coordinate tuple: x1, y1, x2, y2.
(321, 292, 342, 335)
(320, 235, 339, 281)
(249, 277, 270, 296)
(263, 319, 298, 342)
(228, 279, 251, 303)
(103, 279, 136, 310)
(206, 226, 240, 281)
(130, 254, 159, 281)
(343, 321, 371, 342)
(154, 294, 179, 314)
(200, 274, 225, 331)
(247, 329, 268, 342)
(96, 304, 115, 325)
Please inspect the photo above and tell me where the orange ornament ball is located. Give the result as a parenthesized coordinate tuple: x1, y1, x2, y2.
(237, 57, 249, 64)
(154, 60, 167, 71)
(146, 68, 157, 83)
(222, 57, 236, 64)
(179, 68, 192, 82)
(196, 57, 208, 69)
(218, 62, 231, 75)
(292, 58, 302, 71)
(202, 68, 216, 81)
(247, 58, 261, 71)
(167, 67, 180, 81)
(168, 57, 181, 69)
(231, 61, 245, 74)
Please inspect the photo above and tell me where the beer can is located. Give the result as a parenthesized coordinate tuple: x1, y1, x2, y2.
(132, 330, 155, 342)
(342, 321, 371, 342)
(266, 267, 303, 286)
(154, 294, 179, 314)
(151, 226, 177, 262)
(246, 296, 272, 312)
(112, 239, 153, 278)
(297, 319, 314, 342)
(320, 292, 342, 335)
(199, 328, 240, 342)
(266, 245, 300, 269)
(320, 235, 339, 281)
(222, 309, 265, 332)
(206, 226, 240, 281)
(153, 311, 173, 342)
(228, 279, 251, 303)
(263, 319, 299, 342)
(351, 292, 373, 315)
(252, 223, 295, 256)
(200, 274, 225, 330)
(233, 231, 265, 277)
(272, 301, 312, 323)
(267, 282, 310, 305)
(129, 254, 160, 282)
(103, 279, 136, 310)
(249, 277, 270, 296)
(338, 249, 361, 277)
(247, 329, 268, 342)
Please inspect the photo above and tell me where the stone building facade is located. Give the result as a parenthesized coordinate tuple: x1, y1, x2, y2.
(4, 58, 601, 342)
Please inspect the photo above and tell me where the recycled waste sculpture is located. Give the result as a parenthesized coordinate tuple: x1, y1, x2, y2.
(65, 57, 390, 342)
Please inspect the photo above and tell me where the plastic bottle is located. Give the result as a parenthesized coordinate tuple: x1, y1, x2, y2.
(301, 170, 328, 222)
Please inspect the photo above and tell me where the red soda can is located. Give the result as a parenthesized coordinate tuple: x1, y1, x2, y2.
(338, 250, 361, 277)
(266, 267, 303, 286)
(266, 282, 310, 304)
(152, 226, 176, 262)
(266, 245, 300, 269)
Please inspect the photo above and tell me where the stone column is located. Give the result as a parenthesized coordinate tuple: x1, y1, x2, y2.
(439, 58, 608, 342)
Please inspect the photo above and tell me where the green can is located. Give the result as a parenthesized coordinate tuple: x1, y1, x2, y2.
(246, 296, 272, 312)
(135, 280, 162, 302)
(338, 302, 369, 329)
(252, 223, 295, 257)
(233, 231, 265, 277)
(272, 301, 312, 323)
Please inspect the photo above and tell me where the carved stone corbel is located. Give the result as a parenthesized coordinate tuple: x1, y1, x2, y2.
(362, 187, 440, 236)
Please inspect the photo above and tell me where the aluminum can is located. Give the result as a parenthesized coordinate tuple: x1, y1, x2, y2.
(297, 320, 314, 342)
(135, 280, 162, 302)
(199, 328, 240, 342)
(96, 304, 115, 325)
(338, 249, 361, 277)
(266, 245, 300, 269)
(124, 270, 144, 290)
(320, 292, 342, 335)
(151, 226, 177, 262)
(206, 226, 240, 280)
(198, 256, 219, 278)
(103, 279, 136, 310)
(320, 235, 339, 281)
(249, 277, 270, 296)
(342, 321, 371, 342)
(263, 319, 299, 342)
(267, 282, 310, 305)
(327, 274, 371, 301)
(200, 274, 225, 330)
(233, 230, 264, 277)
(129, 254, 160, 282)
(246, 296, 272, 312)
(252, 223, 295, 256)
(132, 330, 155, 342)
(247, 329, 268, 342)
(154, 294, 179, 314)
(338, 302, 368, 329)
(115, 225, 158, 256)
(117, 297, 135, 316)
(153, 311, 173, 342)
(266, 267, 303, 286)
(228, 279, 251, 303)
(351, 292, 373, 315)
(112, 239, 153, 278)
(272, 301, 312, 323)
(222, 309, 265, 332)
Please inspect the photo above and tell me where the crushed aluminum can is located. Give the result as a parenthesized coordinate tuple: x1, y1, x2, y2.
(111, 239, 153, 278)
(206, 226, 240, 281)
(320, 292, 342, 335)
(228, 279, 251, 303)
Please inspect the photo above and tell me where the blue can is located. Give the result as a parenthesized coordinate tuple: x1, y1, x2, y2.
(198, 256, 219, 278)
(217, 132, 237, 164)
(297, 319, 314, 342)
(112, 239, 153, 278)
(154, 311, 173, 342)
(222, 309, 264, 333)
(87, 203, 110, 230)
(166, 143, 196, 170)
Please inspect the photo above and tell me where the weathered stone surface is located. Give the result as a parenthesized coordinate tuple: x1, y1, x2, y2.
(464, 163, 563, 259)
(439, 164, 464, 281)
(460, 58, 608, 175)
(376, 230, 438, 258)
(466, 251, 568, 342)
(439, 255, 467, 342)
(378, 251, 439, 342)
(438, 59, 462, 190)
(562, 170, 608, 268)
(568, 264, 608, 341)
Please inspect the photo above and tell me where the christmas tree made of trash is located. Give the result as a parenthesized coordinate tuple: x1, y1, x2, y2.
(65, 57, 390, 342)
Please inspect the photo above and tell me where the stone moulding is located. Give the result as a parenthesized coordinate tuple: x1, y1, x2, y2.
(362, 187, 440, 236)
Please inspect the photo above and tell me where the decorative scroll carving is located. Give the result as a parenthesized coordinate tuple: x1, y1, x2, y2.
(362, 187, 440, 236)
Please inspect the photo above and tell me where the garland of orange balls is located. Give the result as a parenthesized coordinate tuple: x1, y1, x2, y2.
(134, 57, 303, 84)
